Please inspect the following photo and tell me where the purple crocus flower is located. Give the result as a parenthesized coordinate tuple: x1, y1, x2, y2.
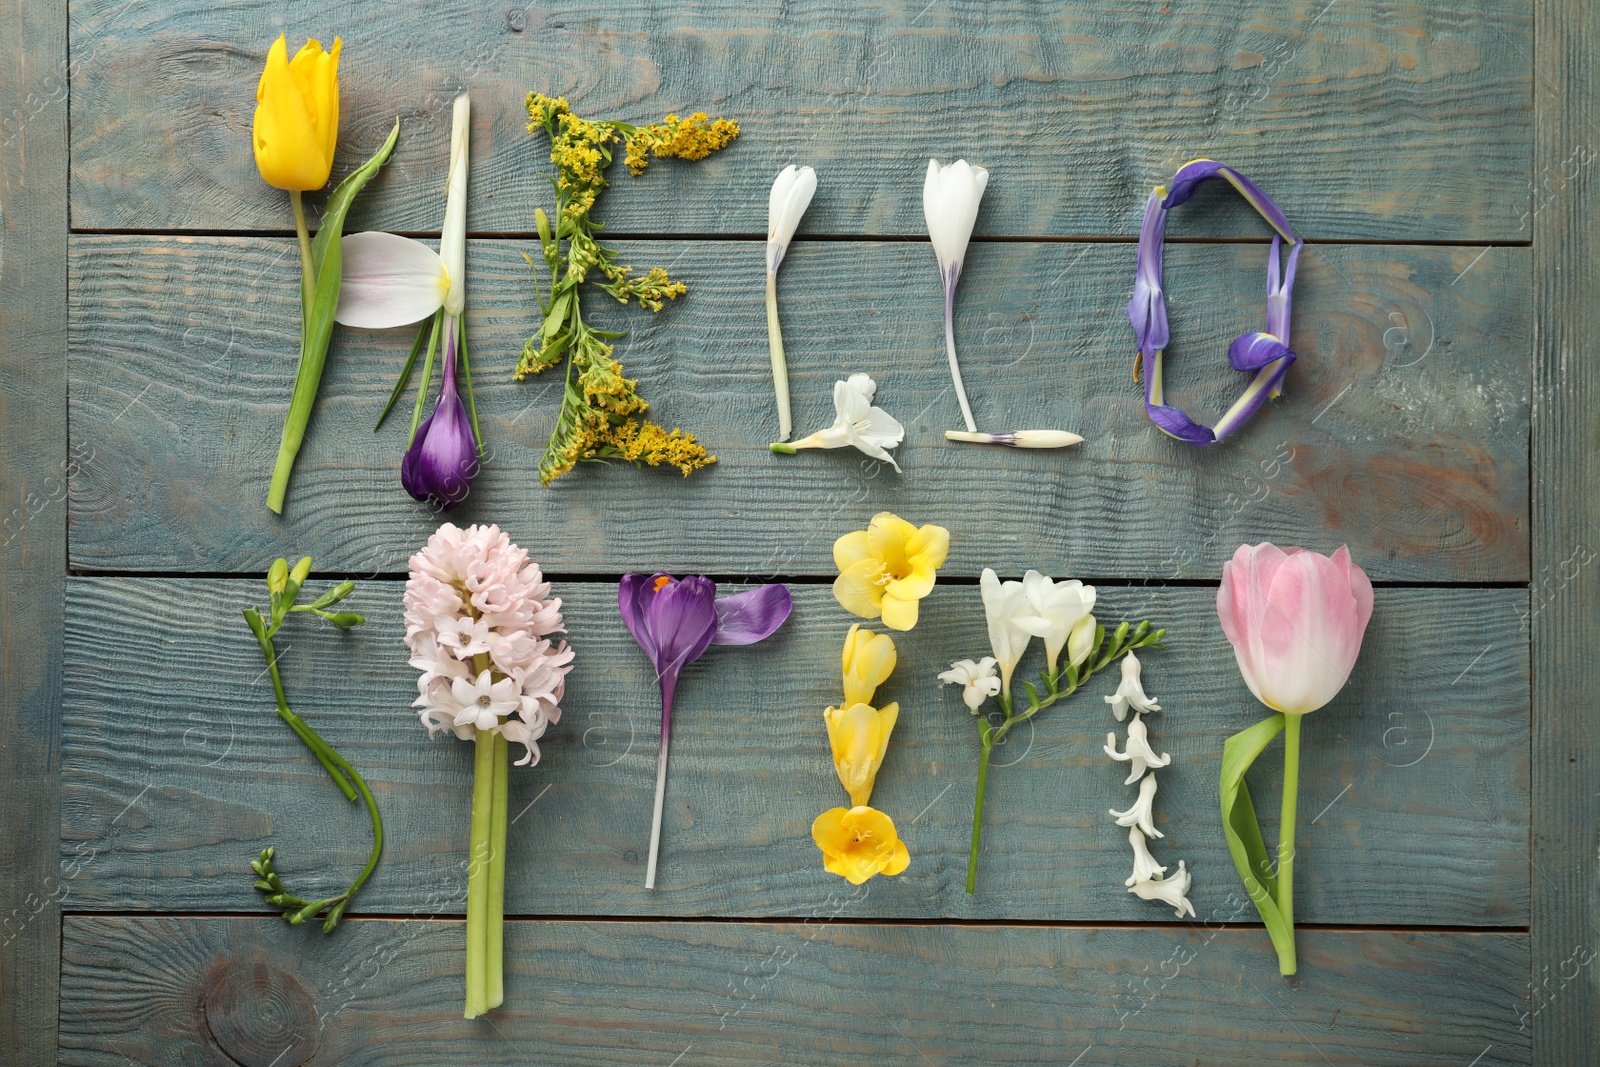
(619, 573, 792, 888)
(401, 324, 479, 509)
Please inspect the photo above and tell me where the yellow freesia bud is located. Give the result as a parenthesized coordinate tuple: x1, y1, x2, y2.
(812, 805, 910, 885)
(840, 624, 897, 707)
(823, 701, 898, 808)
(267, 557, 289, 594)
(289, 555, 313, 585)
(252, 34, 342, 191)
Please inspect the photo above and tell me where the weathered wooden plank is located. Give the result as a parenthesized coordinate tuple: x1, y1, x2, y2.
(58, 915, 1530, 1066)
(61, 580, 1528, 926)
(67, 236, 1530, 580)
(1532, 0, 1600, 1061)
(1, 0, 69, 1061)
(67, 0, 1531, 241)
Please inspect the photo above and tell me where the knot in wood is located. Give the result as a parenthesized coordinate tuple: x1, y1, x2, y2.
(202, 949, 318, 1067)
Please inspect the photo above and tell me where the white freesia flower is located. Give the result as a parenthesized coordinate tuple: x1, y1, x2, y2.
(1109, 771, 1162, 838)
(923, 158, 989, 434)
(939, 657, 1002, 713)
(1104, 713, 1172, 785)
(980, 568, 1034, 696)
(1125, 826, 1167, 887)
(1105, 649, 1160, 721)
(765, 164, 818, 442)
(1012, 572, 1097, 673)
(1128, 859, 1195, 918)
(786, 374, 905, 471)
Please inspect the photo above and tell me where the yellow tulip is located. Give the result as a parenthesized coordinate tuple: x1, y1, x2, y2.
(832, 512, 950, 631)
(841, 623, 897, 707)
(823, 701, 899, 807)
(253, 34, 342, 191)
(811, 805, 910, 884)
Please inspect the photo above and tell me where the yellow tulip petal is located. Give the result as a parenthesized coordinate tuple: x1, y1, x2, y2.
(833, 560, 886, 620)
(833, 529, 873, 571)
(879, 590, 920, 631)
(866, 511, 919, 571)
(252, 34, 337, 190)
(905, 522, 951, 569)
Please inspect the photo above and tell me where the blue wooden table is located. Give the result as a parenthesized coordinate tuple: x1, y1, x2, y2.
(4, 2, 1593, 1063)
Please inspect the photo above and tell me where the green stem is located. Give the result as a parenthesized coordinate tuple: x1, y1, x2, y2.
(465, 728, 496, 1018)
(317, 742, 385, 908)
(244, 611, 356, 801)
(966, 728, 994, 895)
(457, 314, 486, 459)
(266, 193, 324, 514)
(375, 319, 431, 431)
(766, 272, 791, 442)
(409, 312, 444, 448)
(486, 731, 509, 1011)
(1277, 713, 1301, 976)
(290, 191, 315, 326)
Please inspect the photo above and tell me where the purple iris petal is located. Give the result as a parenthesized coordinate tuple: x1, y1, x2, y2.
(1146, 401, 1217, 446)
(1228, 332, 1295, 371)
(1266, 236, 1304, 341)
(1162, 159, 1226, 210)
(711, 585, 793, 645)
(1162, 159, 1296, 242)
(1126, 190, 1170, 357)
(400, 325, 479, 510)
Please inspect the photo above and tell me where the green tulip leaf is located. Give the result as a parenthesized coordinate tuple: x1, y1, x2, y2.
(1220, 713, 1297, 967)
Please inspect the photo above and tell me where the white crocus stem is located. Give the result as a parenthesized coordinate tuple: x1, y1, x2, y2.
(766, 165, 816, 441)
(924, 158, 988, 433)
(440, 94, 470, 317)
(1125, 826, 1167, 887)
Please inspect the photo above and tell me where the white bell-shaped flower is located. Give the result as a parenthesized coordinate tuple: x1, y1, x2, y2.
(1105, 650, 1160, 722)
(1128, 859, 1195, 918)
(939, 656, 1001, 713)
(1104, 712, 1172, 785)
(1109, 771, 1162, 838)
(1124, 826, 1167, 887)
(785, 374, 905, 471)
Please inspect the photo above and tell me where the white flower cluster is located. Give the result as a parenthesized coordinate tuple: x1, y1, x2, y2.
(403, 523, 574, 766)
(1105, 652, 1193, 918)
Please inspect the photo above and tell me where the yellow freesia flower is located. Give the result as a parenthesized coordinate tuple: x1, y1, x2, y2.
(841, 623, 897, 707)
(253, 34, 342, 191)
(833, 512, 950, 631)
(812, 805, 910, 884)
(824, 701, 899, 807)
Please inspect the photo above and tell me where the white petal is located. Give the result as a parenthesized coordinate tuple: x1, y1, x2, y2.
(844, 372, 877, 403)
(855, 405, 905, 449)
(335, 231, 448, 328)
(440, 94, 471, 316)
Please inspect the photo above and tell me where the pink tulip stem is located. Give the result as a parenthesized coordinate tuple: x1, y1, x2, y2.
(1277, 713, 1301, 976)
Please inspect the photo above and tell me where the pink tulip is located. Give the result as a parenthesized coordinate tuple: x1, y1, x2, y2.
(1217, 543, 1374, 715)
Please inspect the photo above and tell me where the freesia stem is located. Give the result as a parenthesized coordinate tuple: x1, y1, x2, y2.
(944, 275, 978, 433)
(1277, 713, 1301, 976)
(645, 689, 675, 890)
(465, 729, 495, 1017)
(966, 729, 994, 894)
(245, 610, 355, 800)
(766, 272, 792, 442)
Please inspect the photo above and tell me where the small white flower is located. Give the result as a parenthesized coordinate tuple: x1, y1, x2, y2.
(448, 669, 521, 733)
(788, 374, 905, 471)
(767, 165, 817, 275)
(1109, 772, 1162, 838)
(1128, 859, 1195, 918)
(1105, 650, 1160, 721)
(980, 568, 1034, 695)
(1067, 613, 1098, 669)
(1125, 826, 1167, 887)
(938, 657, 1002, 713)
(1011, 571, 1096, 673)
(436, 615, 493, 659)
(1104, 713, 1171, 785)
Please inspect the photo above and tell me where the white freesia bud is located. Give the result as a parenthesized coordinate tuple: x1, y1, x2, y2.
(1012, 571, 1096, 673)
(939, 657, 1001, 713)
(1110, 771, 1162, 838)
(783, 374, 905, 471)
(1067, 613, 1098, 668)
(1128, 859, 1195, 918)
(1104, 713, 1172, 785)
(980, 568, 1034, 695)
(1125, 826, 1167, 887)
(1105, 650, 1160, 722)
(441, 94, 471, 316)
(767, 165, 816, 275)
(923, 158, 989, 282)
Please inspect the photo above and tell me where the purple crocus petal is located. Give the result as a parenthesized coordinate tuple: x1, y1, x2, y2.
(618, 574, 665, 663)
(1228, 332, 1295, 372)
(1161, 159, 1225, 210)
(1126, 190, 1170, 356)
(400, 326, 479, 510)
(1146, 401, 1217, 446)
(645, 575, 720, 684)
(711, 584, 793, 646)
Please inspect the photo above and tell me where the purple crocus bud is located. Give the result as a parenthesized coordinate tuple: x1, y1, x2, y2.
(401, 325, 479, 510)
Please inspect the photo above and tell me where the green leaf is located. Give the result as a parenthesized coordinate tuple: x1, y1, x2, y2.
(408, 312, 444, 447)
(1220, 714, 1296, 968)
(543, 292, 572, 340)
(375, 317, 432, 431)
(1022, 681, 1039, 707)
(456, 314, 484, 458)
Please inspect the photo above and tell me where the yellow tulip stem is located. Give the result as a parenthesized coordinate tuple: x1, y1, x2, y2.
(290, 190, 316, 325)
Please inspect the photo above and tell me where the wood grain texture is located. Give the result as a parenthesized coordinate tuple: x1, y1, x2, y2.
(61, 580, 1528, 926)
(67, 237, 1530, 579)
(1532, 0, 1600, 1061)
(58, 915, 1531, 1066)
(66, 0, 1531, 241)
(1, 0, 69, 1061)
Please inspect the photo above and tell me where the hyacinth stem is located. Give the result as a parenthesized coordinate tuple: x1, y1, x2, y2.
(943, 273, 978, 433)
(465, 729, 495, 1018)
(645, 688, 675, 890)
(766, 272, 792, 442)
(1277, 713, 1301, 976)
(486, 731, 509, 1011)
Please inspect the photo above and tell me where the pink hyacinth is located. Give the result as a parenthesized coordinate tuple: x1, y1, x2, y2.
(1217, 543, 1373, 715)
(404, 523, 573, 765)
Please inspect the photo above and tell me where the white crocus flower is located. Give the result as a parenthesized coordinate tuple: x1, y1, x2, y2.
(1104, 713, 1172, 785)
(924, 158, 988, 433)
(783, 374, 905, 471)
(1105, 649, 1160, 721)
(980, 568, 1034, 698)
(1011, 572, 1096, 673)
(1128, 860, 1195, 918)
(1125, 826, 1167, 887)
(939, 657, 1002, 713)
(1109, 771, 1162, 838)
(765, 165, 817, 442)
